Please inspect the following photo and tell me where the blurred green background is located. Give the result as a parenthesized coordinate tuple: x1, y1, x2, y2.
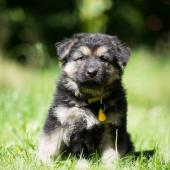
(0, 0, 170, 66)
(0, 0, 170, 169)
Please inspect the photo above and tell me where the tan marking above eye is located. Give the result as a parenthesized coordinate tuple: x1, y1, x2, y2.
(78, 46, 91, 56)
(95, 46, 108, 57)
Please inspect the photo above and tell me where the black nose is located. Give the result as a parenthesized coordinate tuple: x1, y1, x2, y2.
(86, 68, 98, 77)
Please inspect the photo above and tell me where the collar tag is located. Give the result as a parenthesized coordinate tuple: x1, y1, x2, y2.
(87, 97, 106, 121)
(98, 108, 106, 121)
(99, 98, 106, 121)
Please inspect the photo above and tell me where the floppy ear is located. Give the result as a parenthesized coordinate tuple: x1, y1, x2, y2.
(110, 36, 131, 70)
(55, 38, 77, 61)
(116, 43, 130, 70)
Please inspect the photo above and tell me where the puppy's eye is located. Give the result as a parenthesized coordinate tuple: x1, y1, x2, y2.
(72, 52, 84, 61)
(74, 55, 84, 61)
(100, 56, 112, 63)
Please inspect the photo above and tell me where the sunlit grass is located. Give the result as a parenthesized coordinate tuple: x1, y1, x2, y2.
(0, 49, 170, 169)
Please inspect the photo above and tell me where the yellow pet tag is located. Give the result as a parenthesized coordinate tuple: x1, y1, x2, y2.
(98, 109, 106, 121)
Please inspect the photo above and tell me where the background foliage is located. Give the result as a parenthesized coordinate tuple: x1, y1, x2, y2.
(0, 0, 170, 66)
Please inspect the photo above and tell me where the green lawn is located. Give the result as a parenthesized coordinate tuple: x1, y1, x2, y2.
(0, 49, 170, 170)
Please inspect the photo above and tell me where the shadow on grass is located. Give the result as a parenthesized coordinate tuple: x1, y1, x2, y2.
(132, 150, 155, 159)
(128, 149, 156, 160)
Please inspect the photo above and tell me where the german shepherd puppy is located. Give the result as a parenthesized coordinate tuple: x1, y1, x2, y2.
(37, 33, 134, 166)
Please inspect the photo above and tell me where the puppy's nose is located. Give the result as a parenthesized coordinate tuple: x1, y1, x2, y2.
(86, 68, 98, 77)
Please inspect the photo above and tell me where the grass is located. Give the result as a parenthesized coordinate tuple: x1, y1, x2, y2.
(0, 48, 170, 169)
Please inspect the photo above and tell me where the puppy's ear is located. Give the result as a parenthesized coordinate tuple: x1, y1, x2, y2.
(55, 38, 77, 61)
(116, 44, 130, 70)
(110, 36, 131, 70)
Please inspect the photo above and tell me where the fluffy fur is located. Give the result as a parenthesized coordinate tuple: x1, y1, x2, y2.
(37, 33, 134, 166)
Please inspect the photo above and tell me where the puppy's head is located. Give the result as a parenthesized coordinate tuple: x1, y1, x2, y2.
(56, 33, 130, 96)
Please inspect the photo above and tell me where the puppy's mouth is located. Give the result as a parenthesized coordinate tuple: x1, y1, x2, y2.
(79, 80, 105, 97)
(80, 80, 101, 89)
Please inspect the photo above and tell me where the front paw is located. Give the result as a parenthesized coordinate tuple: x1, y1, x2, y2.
(37, 147, 53, 164)
(102, 148, 119, 169)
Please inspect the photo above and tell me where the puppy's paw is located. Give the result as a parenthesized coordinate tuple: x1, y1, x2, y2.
(75, 159, 89, 170)
(102, 148, 119, 168)
(55, 106, 84, 125)
(36, 150, 53, 164)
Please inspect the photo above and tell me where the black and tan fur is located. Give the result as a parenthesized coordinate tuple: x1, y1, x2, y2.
(37, 33, 134, 165)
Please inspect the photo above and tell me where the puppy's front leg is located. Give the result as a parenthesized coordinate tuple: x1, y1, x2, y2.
(37, 114, 63, 163)
(100, 124, 118, 167)
(55, 105, 99, 144)
(38, 105, 84, 163)
(101, 124, 134, 168)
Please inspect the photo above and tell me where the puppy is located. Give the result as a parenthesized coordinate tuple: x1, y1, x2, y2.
(37, 33, 134, 165)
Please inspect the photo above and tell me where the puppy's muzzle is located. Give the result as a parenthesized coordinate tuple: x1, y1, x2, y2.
(86, 67, 98, 78)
